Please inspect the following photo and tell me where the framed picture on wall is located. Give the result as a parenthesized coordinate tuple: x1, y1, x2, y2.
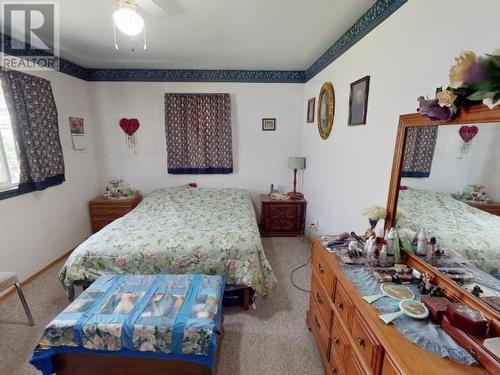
(262, 118, 276, 131)
(348, 75, 370, 125)
(306, 98, 315, 123)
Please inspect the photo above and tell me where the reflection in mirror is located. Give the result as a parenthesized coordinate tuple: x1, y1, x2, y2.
(395, 123, 500, 312)
(320, 94, 328, 131)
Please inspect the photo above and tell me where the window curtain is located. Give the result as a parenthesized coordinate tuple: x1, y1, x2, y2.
(165, 93, 233, 174)
(0, 69, 65, 192)
(402, 127, 438, 178)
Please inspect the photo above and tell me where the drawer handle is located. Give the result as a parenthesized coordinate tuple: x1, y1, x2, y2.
(337, 302, 343, 310)
(357, 337, 366, 347)
(316, 292, 323, 304)
(318, 263, 325, 274)
(314, 316, 321, 330)
(333, 337, 340, 346)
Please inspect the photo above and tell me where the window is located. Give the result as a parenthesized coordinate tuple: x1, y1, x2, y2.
(0, 82, 20, 191)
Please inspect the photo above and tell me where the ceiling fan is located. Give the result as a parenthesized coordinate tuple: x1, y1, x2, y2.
(112, 0, 169, 51)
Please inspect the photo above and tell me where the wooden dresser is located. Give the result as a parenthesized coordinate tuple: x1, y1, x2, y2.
(260, 194, 306, 237)
(307, 237, 488, 375)
(89, 194, 142, 233)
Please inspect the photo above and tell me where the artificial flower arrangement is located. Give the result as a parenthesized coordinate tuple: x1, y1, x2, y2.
(417, 51, 500, 122)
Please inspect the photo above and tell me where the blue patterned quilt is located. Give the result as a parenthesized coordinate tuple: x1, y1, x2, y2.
(31, 274, 224, 375)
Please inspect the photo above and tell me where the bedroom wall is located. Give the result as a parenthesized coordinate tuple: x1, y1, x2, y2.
(89, 82, 304, 211)
(401, 125, 500, 200)
(301, 0, 500, 234)
(0, 65, 102, 283)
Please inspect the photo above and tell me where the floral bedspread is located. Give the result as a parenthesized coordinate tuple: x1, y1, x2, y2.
(31, 275, 224, 374)
(397, 188, 500, 275)
(60, 186, 276, 297)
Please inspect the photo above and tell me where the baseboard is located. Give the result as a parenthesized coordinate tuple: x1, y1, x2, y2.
(0, 249, 73, 303)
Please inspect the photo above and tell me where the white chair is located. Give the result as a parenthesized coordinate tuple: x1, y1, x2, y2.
(0, 272, 34, 326)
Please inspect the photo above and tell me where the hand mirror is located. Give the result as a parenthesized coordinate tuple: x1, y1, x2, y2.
(379, 299, 429, 324)
(363, 283, 415, 304)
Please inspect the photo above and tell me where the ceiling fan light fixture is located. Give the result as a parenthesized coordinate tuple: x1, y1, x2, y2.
(113, 1, 144, 36)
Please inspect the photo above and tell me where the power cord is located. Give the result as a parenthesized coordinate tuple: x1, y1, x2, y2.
(290, 256, 311, 293)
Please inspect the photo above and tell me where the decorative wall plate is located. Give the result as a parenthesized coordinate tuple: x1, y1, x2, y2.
(317, 82, 335, 139)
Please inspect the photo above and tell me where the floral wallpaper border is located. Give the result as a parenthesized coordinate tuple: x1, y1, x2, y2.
(0, 0, 407, 83)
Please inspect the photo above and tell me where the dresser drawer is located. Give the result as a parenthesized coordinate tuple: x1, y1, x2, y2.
(309, 296, 331, 360)
(329, 346, 345, 375)
(381, 354, 401, 375)
(311, 269, 333, 329)
(91, 218, 115, 232)
(334, 282, 353, 328)
(90, 205, 132, 218)
(352, 310, 382, 372)
(312, 245, 335, 298)
(346, 349, 370, 375)
(331, 314, 349, 366)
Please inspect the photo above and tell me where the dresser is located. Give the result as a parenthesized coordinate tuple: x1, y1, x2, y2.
(260, 194, 306, 237)
(307, 237, 488, 375)
(89, 194, 142, 233)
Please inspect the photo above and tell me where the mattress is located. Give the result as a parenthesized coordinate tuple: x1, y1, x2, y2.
(397, 188, 500, 275)
(31, 274, 224, 375)
(59, 186, 276, 297)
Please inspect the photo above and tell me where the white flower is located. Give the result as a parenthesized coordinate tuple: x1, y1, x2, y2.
(483, 96, 500, 109)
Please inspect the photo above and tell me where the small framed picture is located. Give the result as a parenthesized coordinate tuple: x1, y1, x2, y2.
(262, 118, 276, 131)
(306, 98, 315, 123)
(348, 75, 370, 125)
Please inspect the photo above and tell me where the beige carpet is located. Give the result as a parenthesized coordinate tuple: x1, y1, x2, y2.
(0, 237, 322, 375)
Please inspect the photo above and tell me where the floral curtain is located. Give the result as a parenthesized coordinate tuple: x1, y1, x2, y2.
(0, 69, 65, 192)
(402, 127, 438, 178)
(165, 93, 233, 174)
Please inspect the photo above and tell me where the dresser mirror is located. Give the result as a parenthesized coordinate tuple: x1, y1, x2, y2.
(385, 104, 500, 322)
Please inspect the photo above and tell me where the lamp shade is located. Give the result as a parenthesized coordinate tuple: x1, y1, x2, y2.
(288, 157, 306, 170)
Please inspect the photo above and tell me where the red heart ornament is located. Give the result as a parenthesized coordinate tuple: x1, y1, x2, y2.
(459, 125, 478, 143)
(119, 118, 140, 136)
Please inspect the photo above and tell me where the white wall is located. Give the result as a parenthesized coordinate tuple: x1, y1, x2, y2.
(0, 69, 101, 282)
(401, 124, 500, 200)
(301, 0, 500, 234)
(90, 82, 304, 210)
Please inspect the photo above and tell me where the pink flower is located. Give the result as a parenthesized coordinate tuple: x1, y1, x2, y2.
(116, 256, 127, 268)
(199, 252, 209, 260)
(143, 249, 155, 258)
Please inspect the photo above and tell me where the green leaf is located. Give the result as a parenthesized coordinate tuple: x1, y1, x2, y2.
(467, 91, 489, 101)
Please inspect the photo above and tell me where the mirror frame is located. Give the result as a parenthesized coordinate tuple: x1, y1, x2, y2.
(317, 82, 335, 140)
(385, 103, 500, 330)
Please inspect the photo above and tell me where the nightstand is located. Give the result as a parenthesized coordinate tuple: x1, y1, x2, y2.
(260, 194, 306, 237)
(89, 194, 142, 233)
(466, 201, 500, 216)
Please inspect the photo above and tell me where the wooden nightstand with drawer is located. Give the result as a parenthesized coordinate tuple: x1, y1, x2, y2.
(260, 194, 306, 237)
(89, 194, 142, 233)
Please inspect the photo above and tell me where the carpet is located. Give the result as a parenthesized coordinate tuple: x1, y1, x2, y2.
(0, 237, 322, 375)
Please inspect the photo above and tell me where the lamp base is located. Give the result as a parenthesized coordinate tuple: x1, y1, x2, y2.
(287, 191, 304, 200)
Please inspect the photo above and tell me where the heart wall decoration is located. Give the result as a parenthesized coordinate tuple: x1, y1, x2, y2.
(458, 125, 478, 156)
(119, 118, 140, 151)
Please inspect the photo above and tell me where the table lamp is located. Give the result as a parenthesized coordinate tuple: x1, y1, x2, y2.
(288, 156, 306, 199)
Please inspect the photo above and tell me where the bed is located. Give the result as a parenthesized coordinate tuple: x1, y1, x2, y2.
(59, 186, 276, 299)
(31, 274, 224, 375)
(397, 188, 500, 275)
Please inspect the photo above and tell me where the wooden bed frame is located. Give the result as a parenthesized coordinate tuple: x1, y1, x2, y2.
(53, 320, 224, 375)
